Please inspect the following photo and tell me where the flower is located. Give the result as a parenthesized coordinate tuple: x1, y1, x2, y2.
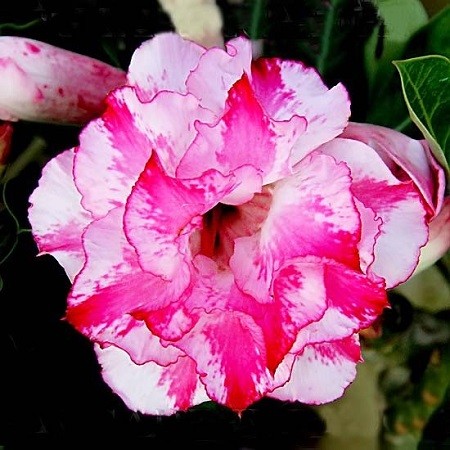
(28, 33, 443, 415)
(0, 37, 126, 124)
(340, 123, 449, 275)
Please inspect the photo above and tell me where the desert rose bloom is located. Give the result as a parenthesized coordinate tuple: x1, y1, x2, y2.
(28, 33, 443, 414)
(0, 37, 126, 124)
(340, 123, 449, 275)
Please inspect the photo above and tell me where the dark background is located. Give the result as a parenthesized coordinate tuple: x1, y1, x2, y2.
(0, 1, 448, 448)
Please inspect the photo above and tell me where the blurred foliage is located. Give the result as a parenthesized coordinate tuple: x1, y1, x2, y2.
(366, 5, 450, 133)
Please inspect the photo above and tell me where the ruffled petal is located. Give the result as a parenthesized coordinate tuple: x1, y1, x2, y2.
(341, 122, 445, 217)
(66, 207, 190, 348)
(175, 310, 272, 412)
(251, 58, 350, 164)
(186, 36, 252, 114)
(74, 90, 153, 218)
(97, 318, 182, 366)
(320, 137, 429, 287)
(288, 257, 387, 353)
(127, 32, 205, 102)
(0, 37, 125, 124)
(28, 149, 91, 281)
(124, 154, 237, 279)
(271, 335, 361, 404)
(178, 75, 306, 189)
(230, 152, 360, 299)
(96, 345, 209, 415)
(75, 87, 214, 217)
(140, 255, 326, 388)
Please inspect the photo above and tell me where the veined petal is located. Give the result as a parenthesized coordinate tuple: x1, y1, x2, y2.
(251, 58, 350, 164)
(28, 149, 91, 281)
(127, 32, 205, 102)
(178, 75, 306, 190)
(124, 154, 237, 279)
(231, 152, 360, 299)
(186, 36, 253, 114)
(67, 207, 190, 343)
(320, 138, 428, 287)
(271, 335, 361, 404)
(96, 345, 209, 415)
(0, 37, 125, 124)
(341, 122, 445, 217)
(175, 310, 273, 412)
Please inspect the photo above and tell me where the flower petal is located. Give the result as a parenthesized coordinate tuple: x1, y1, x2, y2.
(74, 90, 153, 218)
(186, 36, 252, 114)
(124, 154, 237, 279)
(28, 149, 91, 281)
(320, 137, 429, 287)
(230, 152, 360, 299)
(178, 75, 306, 189)
(288, 257, 387, 353)
(271, 335, 361, 404)
(97, 318, 182, 366)
(0, 37, 125, 124)
(66, 207, 190, 348)
(341, 122, 445, 217)
(140, 254, 327, 391)
(251, 58, 350, 164)
(75, 87, 214, 217)
(127, 32, 205, 102)
(175, 310, 273, 412)
(96, 344, 209, 415)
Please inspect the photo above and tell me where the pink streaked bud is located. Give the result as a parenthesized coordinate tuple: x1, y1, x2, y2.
(0, 122, 13, 166)
(0, 37, 127, 124)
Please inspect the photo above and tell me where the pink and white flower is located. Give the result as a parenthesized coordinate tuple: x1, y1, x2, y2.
(28, 33, 446, 415)
(0, 37, 126, 124)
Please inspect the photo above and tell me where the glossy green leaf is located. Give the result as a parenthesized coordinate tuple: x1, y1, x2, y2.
(394, 55, 450, 174)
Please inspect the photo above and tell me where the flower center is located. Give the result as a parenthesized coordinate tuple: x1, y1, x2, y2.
(200, 204, 237, 260)
(190, 188, 273, 266)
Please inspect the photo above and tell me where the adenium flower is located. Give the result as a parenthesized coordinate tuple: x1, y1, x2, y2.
(28, 33, 446, 414)
(341, 123, 449, 275)
(0, 37, 126, 124)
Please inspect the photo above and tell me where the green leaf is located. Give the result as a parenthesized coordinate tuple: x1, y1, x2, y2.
(365, 0, 428, 96)
(394, 55, 450, 174)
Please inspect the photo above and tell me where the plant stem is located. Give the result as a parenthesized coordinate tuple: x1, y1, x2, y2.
(317, 0, 340, 76)
(249, 0, 266, 40)
(0, 19, 40, 33)
(394, 117, 412, 132)
(2, 136, 47, 183)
